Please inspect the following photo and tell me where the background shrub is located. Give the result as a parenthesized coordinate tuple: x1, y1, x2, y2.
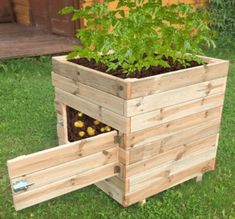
(208, 0, 235, 47)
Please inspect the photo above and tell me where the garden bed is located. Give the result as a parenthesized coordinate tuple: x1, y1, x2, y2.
(6, 0, 231, 211)
(6, 54, 229, 211)
(51, 54, 229, 207)
(70, 57, 201, 79)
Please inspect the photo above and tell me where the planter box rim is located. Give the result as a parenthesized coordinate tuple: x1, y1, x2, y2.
(52, 55, 229, 83)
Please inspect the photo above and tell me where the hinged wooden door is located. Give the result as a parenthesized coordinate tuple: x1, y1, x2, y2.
(7, 131, 119, 210)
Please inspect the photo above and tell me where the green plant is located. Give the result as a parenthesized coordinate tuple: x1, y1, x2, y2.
(60, 0, 215, 74)
(208, 0, 235, 38)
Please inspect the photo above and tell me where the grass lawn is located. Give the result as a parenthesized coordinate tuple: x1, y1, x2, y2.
(0, 44, 234, 219)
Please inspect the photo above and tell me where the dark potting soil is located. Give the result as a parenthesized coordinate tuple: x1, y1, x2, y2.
(66, 106, 114, 142)
(69, 56, 201, 79)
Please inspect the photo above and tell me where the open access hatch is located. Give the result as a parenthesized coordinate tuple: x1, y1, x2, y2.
(7, 106, 120, 211)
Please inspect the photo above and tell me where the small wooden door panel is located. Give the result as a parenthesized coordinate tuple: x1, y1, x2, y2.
(7, 131, 119, 210)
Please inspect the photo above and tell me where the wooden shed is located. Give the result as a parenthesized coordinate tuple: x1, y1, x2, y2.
(0, 0, 207, 59)
(1, 0, 207, 36)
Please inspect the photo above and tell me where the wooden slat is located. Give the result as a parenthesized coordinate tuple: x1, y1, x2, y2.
(13, 0, 29, 7)
(129, 135, 217, 192)
(123, 131, 218, 178)
(55, 88, 130, 133)
(56, 123, 67, 145)
(128, 124, 219, 164)
(124, 159, 215, 206)
(52, 72, 125, 115)
(122, 107, 222, 148)
(128, 60, 229, 99)
(125, 77, 226, 116)
(131, 93, 224, 132)
(7, 131, 117, 179)
(13, 163, 118, 211)
(129, 121, 219, 164)
(11, 147, 117, 191)
(0, 24, 77, 59)
(52, 56, 130, 99)
(95, 176, 125, 205)
(14, 4, 29, 15)
(55, 101, 68, 144)
(13, 0, 30, 25)
(119, 148, 130, 165)
(130, 149, 216, 192)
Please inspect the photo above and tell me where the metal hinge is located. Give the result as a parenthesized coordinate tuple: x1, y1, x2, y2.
(58, 119, 64, 126)
(12, 179, 30, 193)
(114, 135, 122, 144)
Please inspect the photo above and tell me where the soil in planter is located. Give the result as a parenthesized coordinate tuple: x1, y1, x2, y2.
(66, 106, 114, 142)
(69, 56, 201, 79)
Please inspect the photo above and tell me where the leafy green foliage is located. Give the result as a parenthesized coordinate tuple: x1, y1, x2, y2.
(208, 0, 235, 38)
(60, 0, 215, 74)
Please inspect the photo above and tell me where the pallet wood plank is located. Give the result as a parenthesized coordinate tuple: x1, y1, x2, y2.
(123, 131, 218, 178)
(128, 60, 229, 99)
(124, 159, 215, 205)
(0, 24, 77, 59)
(123, 107, 222, 148)
(55, 88, 129, 133)
(13, 163, 118, 211)
(52, 72, 125, 115)
(129, 135, 217, 191)
(95, 176, 125, 205)
(130, 149, 216, 192)
(8, 131, 117, 179)
(131, 93, 224, 132)
(52, 56, 129, 99)
(126, 77, 226, 116)
(127, 126, 219, 164)
(56, 123, 67, 145)
(11, 148, 117, 191)
(55, 101, 68, 144)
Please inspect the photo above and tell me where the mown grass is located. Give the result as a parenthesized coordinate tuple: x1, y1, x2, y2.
(0, 45, 234, 219)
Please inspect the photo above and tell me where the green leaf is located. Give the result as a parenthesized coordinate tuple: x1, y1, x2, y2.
(60, 0, 215, 75)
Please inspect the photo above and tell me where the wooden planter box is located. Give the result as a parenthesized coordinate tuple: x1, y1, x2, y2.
(7, 55, 229, 210)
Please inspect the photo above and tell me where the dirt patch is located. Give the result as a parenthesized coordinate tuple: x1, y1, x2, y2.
(66, 106, 114, 142)
(69, 56, 201, 79)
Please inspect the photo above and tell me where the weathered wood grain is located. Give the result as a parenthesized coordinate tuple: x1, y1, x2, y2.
(55, 88, 130, 133)
(95, 176, 125, 205)
(128, 122, 219, 164)
(11, 147, 117, 191)
(13, 163, 118, 211)
(127, 60, 229, 99)
(128, 135, 217, 191)
(52, 72, 125, 115)
(123, 132, 217, 178)
(131, 93, 224, 132)
(122, 107, 222, 148)
(125, 77, 226, 116)
(52, 56, 130, 99)
(0, 24, 77, 59)
(124, 159, 215, 206)
(55, 101, 68, 144)
(8, 131, 118, 179)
